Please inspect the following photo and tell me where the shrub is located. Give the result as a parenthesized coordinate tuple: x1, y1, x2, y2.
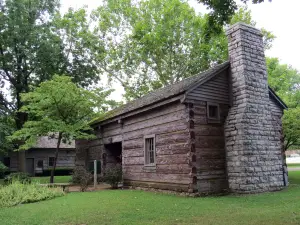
(71, 166, 92, 192)
(4, 172, 31, 185)
(0, 162, 8, 179)
(103, 164, 122, 189)
(0, 181, 64, 208)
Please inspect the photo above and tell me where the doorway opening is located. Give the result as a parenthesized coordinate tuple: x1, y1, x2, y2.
(103, 142, 122, 172)
(26, 158, 35, 176)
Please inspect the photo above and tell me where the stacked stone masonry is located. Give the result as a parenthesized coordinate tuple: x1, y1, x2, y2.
(225, 23, 284, 193)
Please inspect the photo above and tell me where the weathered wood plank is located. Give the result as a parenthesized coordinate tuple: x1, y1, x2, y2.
(123, 180, 189, 192)
(156, 143, 190, 155)
(123, 172, 191, 184)
(123, 119, 188, 141)
(156, 131, 190, 147)
(197, 158, 226, 171)
(95, 95, 184, 126)
(156, 154, 189, 165)
(123, 164, 191, 174)
(195, 136, 225, 148)
(193, 125, 224, 136)
(123, 110, 187, 133)
(124, 102, 186, 126)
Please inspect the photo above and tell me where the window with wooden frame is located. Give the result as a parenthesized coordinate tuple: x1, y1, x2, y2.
(144, 135, 156, 166)
(207, 102, 220, 120)
(48, 157, 55, 167)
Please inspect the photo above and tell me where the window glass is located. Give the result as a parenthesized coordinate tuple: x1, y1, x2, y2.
(145, 137, 155, 165)
(207, 103, 219, 120)
(48, 157, 55, 167)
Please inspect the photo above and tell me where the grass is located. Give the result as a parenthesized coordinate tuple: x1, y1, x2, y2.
(289, 171, 300, 184)
(288, 163, 300, 168)
(32, 176, 71, 184)
(0, 172, 300, 225)
(0, 176, 71, 185)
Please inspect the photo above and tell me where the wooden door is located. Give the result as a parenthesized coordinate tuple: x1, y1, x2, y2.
(26, 158, 34, 176)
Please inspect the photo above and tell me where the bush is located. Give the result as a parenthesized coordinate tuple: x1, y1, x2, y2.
(0, 162, 8, 179)
(103, 164, 122, 189)
(71, 166, 92, 192)
(4, 172, 31, 185)
(0, 181, 64, 208)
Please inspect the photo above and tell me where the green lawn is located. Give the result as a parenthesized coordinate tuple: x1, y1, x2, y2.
(288, 163, 300, 168)
(32, 176, 71, 184)
(0, 176, 71, 185)
(0, 172, 300, 225)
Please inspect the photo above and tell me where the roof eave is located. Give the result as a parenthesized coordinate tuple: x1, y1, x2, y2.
(268, 87, 288, 110)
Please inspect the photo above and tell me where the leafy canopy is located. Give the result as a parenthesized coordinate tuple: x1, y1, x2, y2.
(9, 75, 108, 150)
(91, 1, 274, 101)
(267, 58, 300, 150)
(198, 0, 270, 29)
(0, 0, 100, 130)
(92, 0, 229, 101)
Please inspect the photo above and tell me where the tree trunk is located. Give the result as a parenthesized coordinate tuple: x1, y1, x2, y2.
(16, 90, 28, 172)
(50, 132, 62, 183)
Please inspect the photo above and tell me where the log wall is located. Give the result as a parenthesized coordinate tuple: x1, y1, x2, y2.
(8, 148, 75, 173)
(191, 100, 229, 193)
(186, 71, 230, 194)
(76, 100, 195, 192)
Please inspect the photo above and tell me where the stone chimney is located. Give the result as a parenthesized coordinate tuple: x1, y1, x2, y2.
(225, 23, 284, 193)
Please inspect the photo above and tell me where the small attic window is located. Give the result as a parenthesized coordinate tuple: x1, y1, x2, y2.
(207, 103, 220, 120)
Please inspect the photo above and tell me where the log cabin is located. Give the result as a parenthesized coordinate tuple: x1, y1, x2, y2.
(76, 23, 288, 194)
(2, 136, 75, 176)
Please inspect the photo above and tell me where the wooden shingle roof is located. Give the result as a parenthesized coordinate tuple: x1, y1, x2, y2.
(91, 61, 230, 124)
(91, 60, 287, 125)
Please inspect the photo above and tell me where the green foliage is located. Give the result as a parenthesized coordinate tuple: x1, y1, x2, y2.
(91, 1, 274, 101)
(4, 172, 31, 185)
(267, 58, 300, 94)
(71, 166, 92, 192)
(229, 6, 275, 50)
(9, 75, 105, 150)
(9, 75, 109, 182)
(103, 164, 122, 189)
(92, 0, 229, 101)
(0, 161, 8, 179)
(0, 181, 64, 208)
(0, 114, 15, 154)
(198, 0, 268, 28)
(267, 57, 300, 150)
(0, 0, 101, 136)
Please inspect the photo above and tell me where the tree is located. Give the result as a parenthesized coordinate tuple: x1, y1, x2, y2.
(9, 75, 111, 183)
(0, 0, 100, 171)
(267, 58, 300, 150)
(91, 1, 274, 101)
(197, 0, 270, 30)
(0, 113, 15, 154)
(92, 0, 230, 101)
(282, 107, 300, 151)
